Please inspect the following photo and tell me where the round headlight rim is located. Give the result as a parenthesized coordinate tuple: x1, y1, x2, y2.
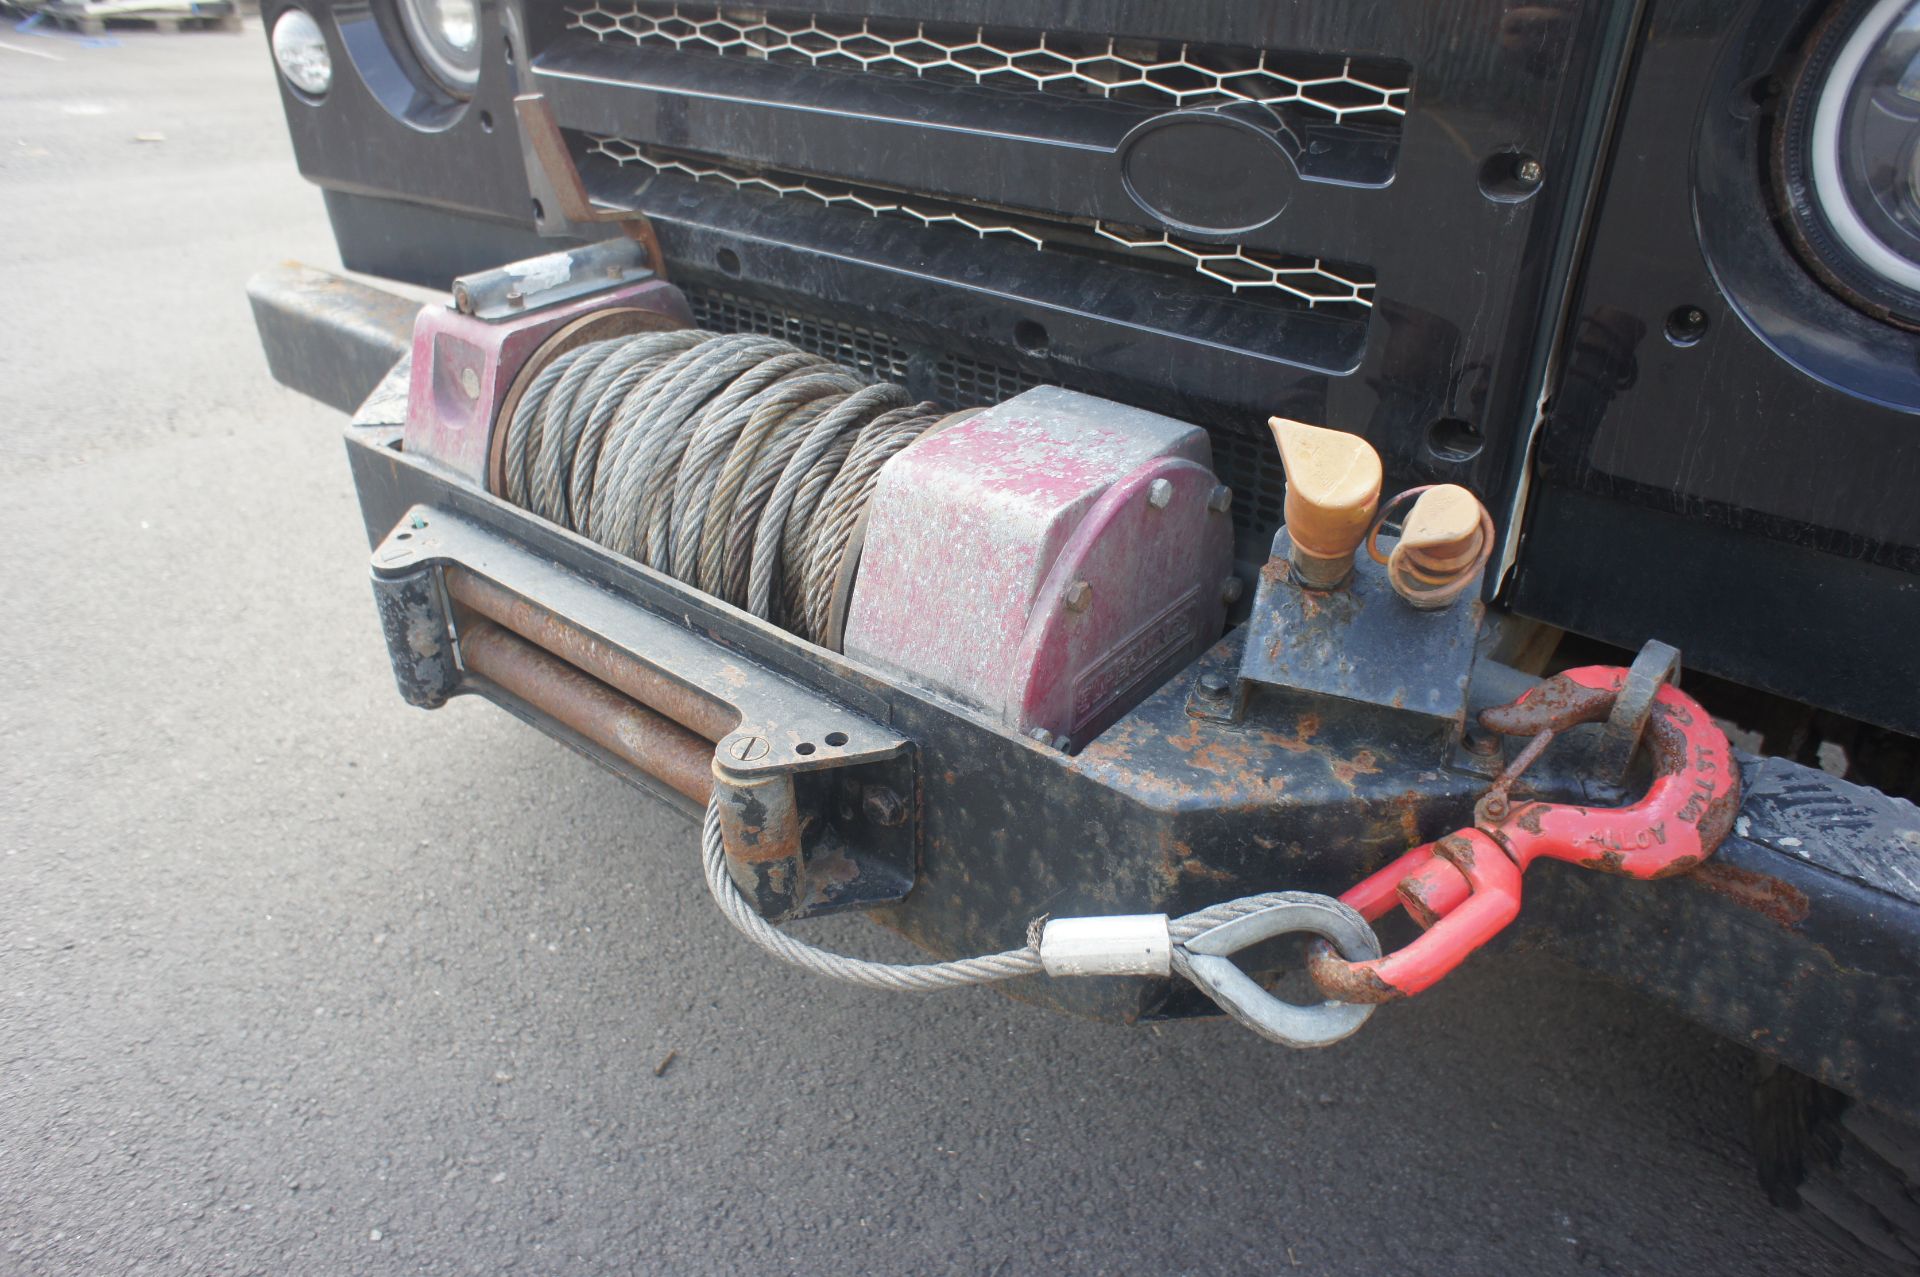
(1776, 0, 1920, 327)
(1808, 0, 1920, 294)
(394, 0, 482, 101)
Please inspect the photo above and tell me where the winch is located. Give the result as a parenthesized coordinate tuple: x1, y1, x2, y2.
(372, 237, 1738, 1049)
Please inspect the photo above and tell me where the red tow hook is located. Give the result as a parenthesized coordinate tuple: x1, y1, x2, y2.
(1307, 665, 1742, 1003)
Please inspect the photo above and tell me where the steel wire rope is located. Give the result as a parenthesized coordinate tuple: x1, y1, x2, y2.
(498, 328, 945, 647)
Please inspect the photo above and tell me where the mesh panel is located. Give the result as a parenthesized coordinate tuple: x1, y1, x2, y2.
(1207, 427, 1289, 539)
(566, 2, 1409, 123)
(592, 138, 1375, 313)
(683, 285, 911, 380)
(933, 355, 1039, 406)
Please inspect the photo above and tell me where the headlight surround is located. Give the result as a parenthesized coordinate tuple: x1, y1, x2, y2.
(1780, 0, 1920, 322)
(270, 7, 333, 98)
(396, 0, 480, 99)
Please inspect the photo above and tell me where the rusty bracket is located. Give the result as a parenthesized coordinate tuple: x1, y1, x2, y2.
(369, 503, 916, 922)
(1595, 639, 1681, 785)
(512, 92, 669, 283)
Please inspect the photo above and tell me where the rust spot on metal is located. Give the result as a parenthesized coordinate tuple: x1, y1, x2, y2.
(1513, 804, 1547, 836)
(1434, 832, 1479, 871)
(1479, 674, 1612, 737)
(1176, 855, 1235, 883)
(1580, 849, 1628, 875)
(1692, 861, 1810, 928)
(1274, 713, 1319, 754)
(1330, 748, 1381, 784)
(1306, 940, 1403, 1004)
(1699, 773, 1742, 852)
(447, 569, 737, 740)
(456, 616, 713, 803)
(1650, 854, 1701, 879)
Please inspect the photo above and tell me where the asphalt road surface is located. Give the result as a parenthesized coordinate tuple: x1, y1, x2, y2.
(0, 24, 1857, 1277)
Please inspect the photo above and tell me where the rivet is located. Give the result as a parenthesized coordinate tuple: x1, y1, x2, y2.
(1147, 478, 1173, 509)
(1064, 580, 1092, 612)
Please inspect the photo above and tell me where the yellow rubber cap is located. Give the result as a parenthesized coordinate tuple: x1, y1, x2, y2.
(1269, 417, 1383, 565)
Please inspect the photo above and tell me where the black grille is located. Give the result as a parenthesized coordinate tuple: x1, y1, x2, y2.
(932, 355, 1038, 406)
(592, 138, 1376, 318)
(567, 2, 1410, 125)
(683, 285, 911, 380)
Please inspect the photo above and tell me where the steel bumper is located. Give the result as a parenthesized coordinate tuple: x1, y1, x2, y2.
(251, 263, 1920, 1121)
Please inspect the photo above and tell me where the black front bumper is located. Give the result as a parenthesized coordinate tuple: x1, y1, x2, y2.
(252, 263, 1920, 1123)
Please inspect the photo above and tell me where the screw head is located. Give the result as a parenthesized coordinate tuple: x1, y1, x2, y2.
(1147, 478, 1173, 509)
(505, 285, 526, 308)
(1197, 672, 1231, 699)
(1517, 157, 1544, 185)
(1220, 577, 1245, 605)
(1207, 485, 1233, 514)
(1064, 580, 1092, 612)
(726, 735, 769, 762)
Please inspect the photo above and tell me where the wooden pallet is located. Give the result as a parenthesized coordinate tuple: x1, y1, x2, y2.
(41, 7, 241, 32)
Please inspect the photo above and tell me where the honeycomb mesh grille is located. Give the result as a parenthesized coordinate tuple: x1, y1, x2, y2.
(591, 138, 1375, 313)
(683, 284, 1286, 540)
(566, 2, 1409, 123)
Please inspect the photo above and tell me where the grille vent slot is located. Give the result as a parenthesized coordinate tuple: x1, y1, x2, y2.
(566, 2, 1409, 125)
(590, 138, 1376, 315)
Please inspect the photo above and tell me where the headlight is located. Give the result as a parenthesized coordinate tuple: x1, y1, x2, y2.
(1780, 0, 1920, 321)
(270, 7, 332, 97)
(397, 0, 480, 98)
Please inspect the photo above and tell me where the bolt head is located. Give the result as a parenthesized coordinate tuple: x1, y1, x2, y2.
(860, 785, 908, 827)
(1147, 478, 1173, 509)
(1220, 577, 1245, 605)
(726, 735, 769, 762)
(1207, 485, 1233, 514)
(1064, 580, 1092, 612)
(1028, 726, 1058, 747)
(1197, 672, 1231, 699)
(1517, 157, 1543, 184)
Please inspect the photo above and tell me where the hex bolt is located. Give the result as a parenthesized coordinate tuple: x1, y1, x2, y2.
(1147, 478, 1173, 509)
(505, 285, 526, 308)
(1064, 580, 1093, 612)
(726, 734, 769, 762)
(861, 785, 908, 827)
(1464, 729, 1500, 757)
(1197, 672, 1232, 700)
(1207, 485, 1233, 514)
(1517, 157, 1544, 185)
(1220, 577, 1245, 605)
(1028, 726, 1058, 747)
